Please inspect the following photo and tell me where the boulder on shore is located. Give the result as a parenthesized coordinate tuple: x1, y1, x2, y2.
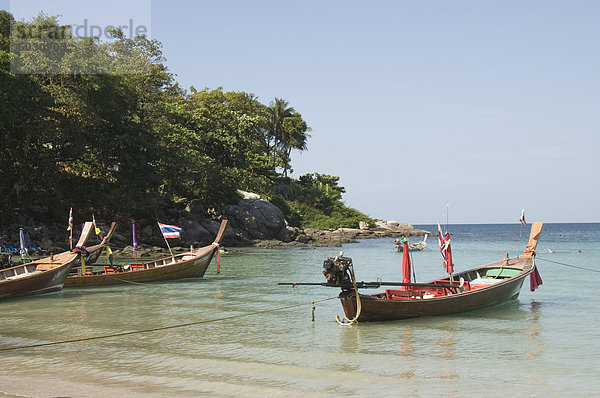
(223, 198, 288, 242)
(0, 195, 431, 254)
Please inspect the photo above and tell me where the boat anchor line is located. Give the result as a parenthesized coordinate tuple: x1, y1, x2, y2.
(535, 256, 599, 273)
(335, 264, 361, 326)
(0, 296, 339, 353)
(102, 275, 149, 285)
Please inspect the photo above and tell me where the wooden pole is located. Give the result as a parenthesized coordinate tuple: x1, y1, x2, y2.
(164, 238, 175, 261)
(157, 222, 175, 261)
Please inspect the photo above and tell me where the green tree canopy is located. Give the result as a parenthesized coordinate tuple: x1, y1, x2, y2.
(1, 11, 366, 232)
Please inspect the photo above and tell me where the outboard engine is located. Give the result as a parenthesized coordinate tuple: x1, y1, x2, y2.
(322, 252, 353, 288)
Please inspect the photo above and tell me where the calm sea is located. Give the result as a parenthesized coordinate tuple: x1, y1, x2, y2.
(1, 223, 598, 397)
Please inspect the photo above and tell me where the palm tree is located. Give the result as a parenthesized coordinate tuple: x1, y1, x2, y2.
(265, 98, 294, 169)
(280, 113, 311, 176)
(264, 98, 311, 176)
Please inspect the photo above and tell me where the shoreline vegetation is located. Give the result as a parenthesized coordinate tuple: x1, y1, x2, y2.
(0, 11, 428, 256)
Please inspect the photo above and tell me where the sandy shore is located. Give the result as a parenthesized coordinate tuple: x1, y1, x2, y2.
(0, 373, 176, 398)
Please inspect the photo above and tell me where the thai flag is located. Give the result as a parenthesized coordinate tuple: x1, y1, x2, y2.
(158, 223, 182, 239)
(437, 219, 446, 260)
(519, 209, 526, 226)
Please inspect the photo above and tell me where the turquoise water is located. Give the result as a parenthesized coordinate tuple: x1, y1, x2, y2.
(0, 223, 598, 397)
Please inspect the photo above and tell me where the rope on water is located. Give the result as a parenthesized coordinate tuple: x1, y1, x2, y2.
(103, 275, 149, 285)
(536, 256, 600, 273)
(0, 296, 339, 352)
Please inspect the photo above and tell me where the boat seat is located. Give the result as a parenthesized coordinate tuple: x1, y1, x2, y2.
(484, 268, 521, 278)
(469, 278, 501, 290)
(386, 289, 410, 300)
(130, 263, 146, 271)
(35, 263, 59, 271)
(103, 266, 118, 274)
(385, 289, 424, 300)
(6, 271, 41, 279)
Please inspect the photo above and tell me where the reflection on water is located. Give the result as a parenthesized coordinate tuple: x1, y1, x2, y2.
(438, 320, 456, 361)
(524, 298, 548, 391)
(400, 327, 415, 358)
(339, 323, 361, 354)
(525, 300, 544, 360)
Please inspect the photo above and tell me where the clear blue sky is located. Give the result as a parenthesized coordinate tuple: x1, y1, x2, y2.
(5, 1, 599, 223)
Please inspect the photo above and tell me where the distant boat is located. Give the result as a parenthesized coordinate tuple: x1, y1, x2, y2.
(0, 222, 93, 299)
(394, 234, 428, 252)
(282, 222, 544, 323)
(64, 220, 227, 287)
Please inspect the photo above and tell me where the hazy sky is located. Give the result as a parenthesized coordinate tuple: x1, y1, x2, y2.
(5, 0, 599, 223)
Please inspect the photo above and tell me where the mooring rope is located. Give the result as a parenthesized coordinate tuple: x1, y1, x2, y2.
(0, 296, 339, 352)
(335, 265, 361, 326)
(536, 256, 599, 273)
(102, 275, 149, 285)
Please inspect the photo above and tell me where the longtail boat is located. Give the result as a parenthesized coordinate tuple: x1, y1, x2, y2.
(84, 221, 117, 265)
(64, 220, 227, 287)
(394, 234, 428, 252)
(0, 222, 93, 299)
(282, 222, 544, 323)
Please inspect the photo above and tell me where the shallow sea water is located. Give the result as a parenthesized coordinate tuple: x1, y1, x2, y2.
(0, 223, 598, 397)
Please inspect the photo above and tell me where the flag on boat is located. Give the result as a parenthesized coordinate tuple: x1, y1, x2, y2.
(19, 228, 27, 256)
(401, 237, 411, 290)
(443, 232, 453, 274)
(67, 208, 73, 231)
(437, 219, 447, 260)
(132, 220, 139, 252)
(158, 223, 182, 239)
(519, 209, 526, 226)
(92, 214, 101, 236)
(530, 262, 543, 291)
(437, 219, 453, 275)
(105, 246, 114, 266)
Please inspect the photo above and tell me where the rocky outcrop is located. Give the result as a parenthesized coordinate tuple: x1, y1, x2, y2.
(0, 194, 431, 256)
(281, 221, 430, 248)
(223, 199, 288, 241)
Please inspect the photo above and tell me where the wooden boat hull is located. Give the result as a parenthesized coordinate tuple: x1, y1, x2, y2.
(0, 222, 93, 299)
(65, 219, 227, 287)
(83, 248, 103, 265)
(65, 245, 218, 287)
(396, 243, 426, 252)
(395, 235, 428, 252)
(0, 251, 79, 299)
(339, 256, 533, 322)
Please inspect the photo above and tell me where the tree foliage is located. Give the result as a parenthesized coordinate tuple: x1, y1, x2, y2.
(264, 98, 311, 176)
(273, 173, 374, 229)
(1, 11, 363, 230)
